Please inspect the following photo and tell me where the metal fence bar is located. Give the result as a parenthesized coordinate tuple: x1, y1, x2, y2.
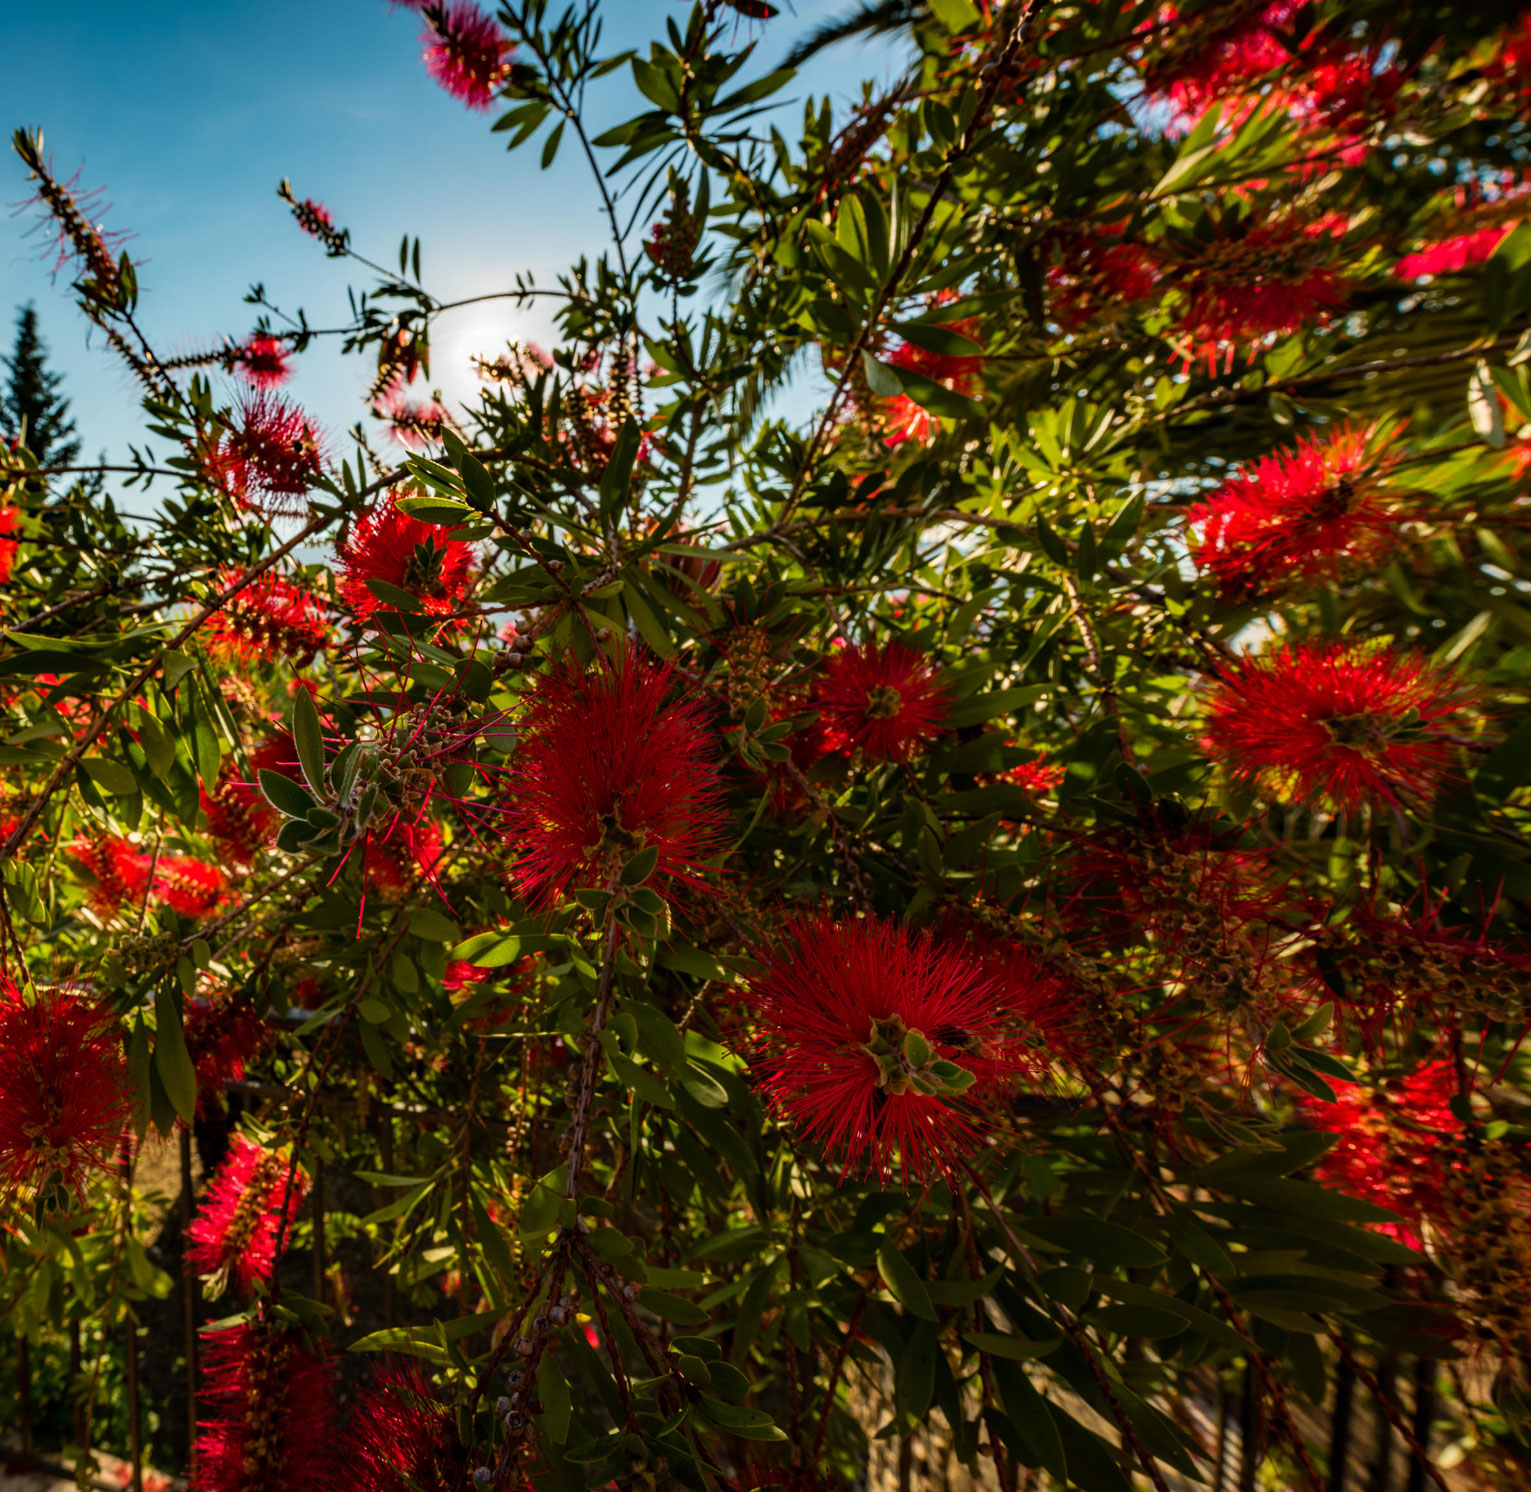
(1329, 1345, 1356, 1492)
(1367, 1352, 1397, 1492)
(17, 1335, 33, 1458)
(1404, 1359, 1437, 1492)
(124, 1316, 144, 1492)
(179, 1126, 198, 1476)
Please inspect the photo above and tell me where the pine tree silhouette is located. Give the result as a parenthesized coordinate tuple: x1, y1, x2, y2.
(2, 303, 81, 467)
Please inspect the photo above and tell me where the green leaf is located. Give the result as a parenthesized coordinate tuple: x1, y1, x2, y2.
(291, 684, 326, 798)
(928, 0, 980, 31)
(153, 983, 198, 1124)
(395, 495, 472, 525)
(638, 1288, 708, 1326)
(162, 649, 197, 689)
(450, 930, 523, 967)
(538, 1353, 572, 1442)
(258, 767, 315, 820)
(862, 351, 905, 397)
(877, 1241, 936, 1321)
(348, 1326, 450, 1362)
(81, 756, 137, 796)
(540, 119, 565, 169)
(1018, 1215, 1168, 1268)
(409, 906, 460, 942)
(1085, 1304, 1189, 1340)
(713, 68, 794, 114)
(696, 1399, 785, 1441)
(599, 419, 644, 523)
(963, 1330, 1061, 1361)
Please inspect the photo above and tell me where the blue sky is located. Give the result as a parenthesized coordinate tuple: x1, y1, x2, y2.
(0, 1, 906, 470)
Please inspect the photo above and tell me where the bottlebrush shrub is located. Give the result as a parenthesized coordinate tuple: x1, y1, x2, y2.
(9, 2, 1531, 1488)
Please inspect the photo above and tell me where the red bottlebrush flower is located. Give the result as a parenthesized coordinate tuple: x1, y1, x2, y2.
(186, 1135, 308, 1295)
(152, 856, 227, 919)
(0, 976, 131, 1198)
(1397, 226, 1516, 282)
(1201, 642, 1478, 814)
(378, 391, 451, 449)
(337, 499, 475, 626)
(293, 196, 334, 237)
(229, 333, 292, 389)
(1188, 423, 1408, 598)
(419, 2, 512, 109)
(373, 324, 427, 402)
(202, 389, 326, 518)
(999, 746, 1064, 797)
(200, 733, 302, 862)
(812, 639, 950, 763)
(1486, 12, 1531, 97)
(1046, 231, 1162, 332)
(363, 814, 444, 898)
(194, 1322, 335, 1492)
(504, 650, 728, 908)
(69, 835, 151, 916)
(338, 1361, 469, 1492)
(937, 917, 1082, 1073)
(1143, 1, 1302, 127)
(881, 324, 983, 447)
(203, 567, 329, 666)
(184, 994, 269, 1106)
(1296, 1060, 1459, 1245)
(1167, 214, 1351, 373)
(0, 506, 17, 584)
(746, 913, 1024, 1182)
(1288, 45, 1402, 137)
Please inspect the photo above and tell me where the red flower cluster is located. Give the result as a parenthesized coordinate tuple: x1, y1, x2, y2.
(1142, 0, 1303, 127)
(68, 835, 226, 918)
(1046, 229, 1161, 331)
(1168, 214, 1352, 373)
(939, 916, 1081, 1071)
(154, 855, 228, 918)
(194, 1323, 335, 1492)
(504, 650, 727, 906)
(338, 1362, 468, 1492)
(1397, 226, 1516, 282)
(747, 912, 1027, 1181)
(203, 568, 329, 666)
(998, 746, 1064, 797)
(415, 1, 512, 109)
(363, 814, 445, 897)
(1188, 423, 1407, 597)
(201, 733, 302, 863)
(186, 1135, 308, 1295)
(0, 506, 17, 584)
(202, 390, 326, 518)
(1202, 642, 1476, 814)
(1297, 1060, 1459, 1245)
(0, 976, 131, 1197)
(69, 834, 150, 914)
(812, 639, 950, 763)
(378, 391, 451, 449)
(184, 994, 269, 1106)
(229, 333, 292, 389)
(338, 500, 476, 625)
(881, 326, 982, 447)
